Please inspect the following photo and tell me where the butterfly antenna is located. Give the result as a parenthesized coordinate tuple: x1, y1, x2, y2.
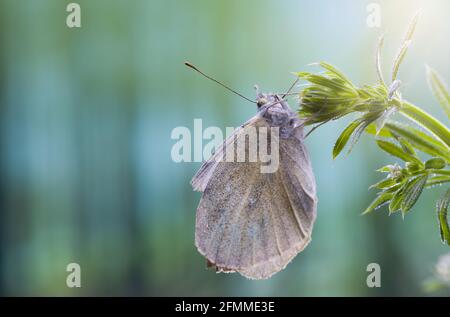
(184, 61, 256, 104)
(281, 77, 300, 99)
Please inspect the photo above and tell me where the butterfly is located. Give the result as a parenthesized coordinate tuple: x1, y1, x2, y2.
(186, 62, 317, 279)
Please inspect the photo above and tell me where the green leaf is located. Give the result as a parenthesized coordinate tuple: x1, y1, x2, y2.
(377, 165, 394, 173)
(397, 137, 416, 156)
(406, 162, 421, 173)
(431, 169, 450, 175)
(366, 123, 392, 138)
(426, 175, 450, 188)
(401, 174, 428, 213)
(375, 34, 386, 87)
(384, 182, 404, 194)
(385, 122, 450, 161)
(369, 178, 397, 190)
(400, 101, 450, 149)
(392, 12, 419, 82)
(436, 188, 450, 245)
(389, 185, 405, 213)
(425, 158, 446, 170)
(362, 191, 393, 215)
(426, 66, 450, 120)
(391, 40, 411, 83)
(333, 120, 361, 159)
(318, 62, 355, 88)
(376, 140, 422, 165)
(299, 73, 355, 94)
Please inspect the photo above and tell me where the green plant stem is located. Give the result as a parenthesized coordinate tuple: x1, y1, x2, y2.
(400, 101, 450, 148)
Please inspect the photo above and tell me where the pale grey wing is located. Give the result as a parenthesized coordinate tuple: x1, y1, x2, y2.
(191, 115, 262, 192)
(278, 127, 317, 229)
(195, 125, 317, 280)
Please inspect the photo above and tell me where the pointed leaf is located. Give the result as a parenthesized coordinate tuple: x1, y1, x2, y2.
(392, 12, 419, 81)
(397, 137, 416, 156)
(333, 120, 361, 159)
(401, 174, 428, 213)
(370, 178, 397, 190)
(319, 62, 355, 88)
(376, 140, 422, 165)
(426, 176, 450, 188)
(389, 185, 405, 214)
(377, 165, 395, 173)
(436, 188, 450, 245)
(392, 40, 411, 82)
(427, 66, 450, 120)
(366, 123, 392, 138)
(385, 122, 450, 161)
(362, 192, 393, 215)
(384, 182, 404, 194)
(375, 35, 386, 86)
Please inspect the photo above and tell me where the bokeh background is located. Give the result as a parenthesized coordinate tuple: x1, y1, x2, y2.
(0, 0, 449, 296)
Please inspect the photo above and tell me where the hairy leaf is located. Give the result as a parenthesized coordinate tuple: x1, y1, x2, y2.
(318, 62, 355, 88)
(426, 175, 450, 188)
(436, 189, 450, 245)
(427, 66, 450, 120)
(366, 123, 392, 138)
(392, 40, 411, 83)
(377, 165, 394, 173)
(397, 137, 416, 156)
(375, 35, 386, 86)
(376, 140, 422, 165)
(401, 174, 428, 213)
(370, 177, 397, 190)
(333, 120, 362, 159)
(392, 12, 419, 82)
(389, 185, 405, 214)
(385, 122, 450, 162)
(362, 192, 393, 215)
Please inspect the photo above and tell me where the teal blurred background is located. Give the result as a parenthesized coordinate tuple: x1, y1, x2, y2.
(0, 0, 449, 296)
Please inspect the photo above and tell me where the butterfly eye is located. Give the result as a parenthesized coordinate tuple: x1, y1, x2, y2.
(257, 98, 268, 108)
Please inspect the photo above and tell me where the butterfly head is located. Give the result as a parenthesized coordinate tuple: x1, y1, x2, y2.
(255, 85, 282, 110)
(255, 85, 269, 109)
(254, 88, 299, 137)
(256, 97, 269, 108)
(254, 86, 285, 109)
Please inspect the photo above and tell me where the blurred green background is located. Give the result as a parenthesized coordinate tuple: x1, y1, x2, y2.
(0, 0, 449, 296)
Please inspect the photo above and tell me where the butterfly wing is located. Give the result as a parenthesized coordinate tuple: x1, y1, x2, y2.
(191, 115, 262, 192)
(193, 119, 317, 279)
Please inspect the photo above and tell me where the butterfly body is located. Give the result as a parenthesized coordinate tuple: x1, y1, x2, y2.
(192, 91, 317, 279)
